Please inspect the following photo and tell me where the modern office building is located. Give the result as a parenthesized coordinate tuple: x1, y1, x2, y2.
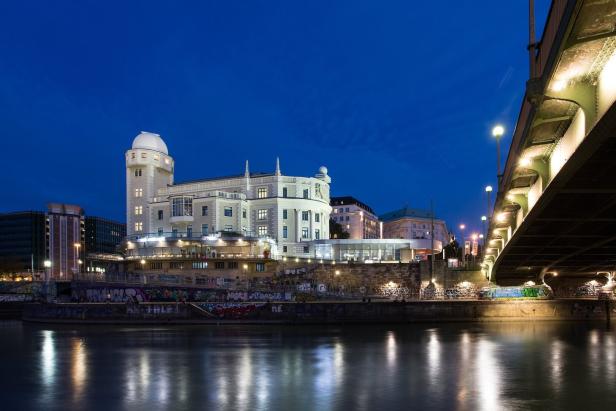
(330, 196, 381, 239)
(0, 211, 46, 274)
(85, 216, 126, 255)
(84, 216, 126, 274)
(312, 238, 443, 262)
(380, 206, 450, 249)
(126, 132, 332, 257)
(46, 203, 85, 280)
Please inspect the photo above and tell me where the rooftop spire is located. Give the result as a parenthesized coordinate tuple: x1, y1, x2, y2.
(275, 157, 281, 176)
(244, 160, 250, 178)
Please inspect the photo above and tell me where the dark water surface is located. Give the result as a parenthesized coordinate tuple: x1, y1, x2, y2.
(1, 321, 615, 410)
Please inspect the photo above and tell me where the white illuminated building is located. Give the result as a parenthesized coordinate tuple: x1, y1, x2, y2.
(126, 132, 332, 257)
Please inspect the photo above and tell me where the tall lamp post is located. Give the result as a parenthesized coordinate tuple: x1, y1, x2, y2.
(485, 186, 493, 218)
(73, 242, 81, 279)
(492, 125, 505, 185)
(481, 216, 487, 251)
(459, 224, 466, 268)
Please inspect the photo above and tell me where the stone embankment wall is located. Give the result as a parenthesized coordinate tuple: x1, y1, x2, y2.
(23, 299, 615, 324)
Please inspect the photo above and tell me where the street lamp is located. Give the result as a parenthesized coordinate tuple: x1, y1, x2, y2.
(43, 260, 51, 283)
(459, 224, 466, 267)
(492, 125, 505, 182)
(485, 186, 493, 218)
(73, 242, 81, 277)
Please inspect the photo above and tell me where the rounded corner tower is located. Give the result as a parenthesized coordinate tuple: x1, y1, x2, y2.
(126, 131, 174, 236)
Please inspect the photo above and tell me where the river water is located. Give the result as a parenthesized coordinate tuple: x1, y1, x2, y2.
(1, 321, 615, 410)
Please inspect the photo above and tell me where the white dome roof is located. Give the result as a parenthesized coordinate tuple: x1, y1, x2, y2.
(132, 131, 168, 154)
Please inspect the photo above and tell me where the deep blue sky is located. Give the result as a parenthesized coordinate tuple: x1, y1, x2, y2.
(0, 0, 550, 236)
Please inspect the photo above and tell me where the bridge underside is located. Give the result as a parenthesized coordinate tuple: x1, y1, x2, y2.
(494, 104, 616, 282)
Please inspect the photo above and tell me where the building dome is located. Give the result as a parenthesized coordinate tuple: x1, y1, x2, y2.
(319, 166, 328, 175)
(132, 131, 168, 154)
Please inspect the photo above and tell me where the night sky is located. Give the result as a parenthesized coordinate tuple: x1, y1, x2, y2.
(0, 1, 550, 237)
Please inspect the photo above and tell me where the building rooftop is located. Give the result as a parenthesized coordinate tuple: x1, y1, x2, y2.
(379, 206, 437, 222)
(173, 172, 275, 186)
(330, 196, 376, 215)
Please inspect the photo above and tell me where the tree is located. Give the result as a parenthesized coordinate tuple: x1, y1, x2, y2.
(329, 218, 350, 239)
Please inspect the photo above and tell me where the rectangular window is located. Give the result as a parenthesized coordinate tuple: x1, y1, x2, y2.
(134, 222, 143, 232)
(302, 228, 309, 239)
(134, 169, 142, 177)
(192, 261, 208, 269)
(224, 207, 233, 217)
(283, 226, 288, 238)
(258, 209, 267, 220)
(346, 216, 350, 221)
(172, 197, 192, 217)
(303, 246, 309, 254)
(158, 210, 163, 220)
(187, 225, 192, 238)
(202, 205, 208, 216)
(282, 187, 288, 198)
(157, 227, 163, 235)
(169, 262, 183, 269)
(283, 246, 287, 253)
(302, 211, 309, 221)
(257, 187, 267, 198)
(283, 209, 288, 219)
(141, 153, 147, 159)
(228, 262, 238, 269)
(303, 189, 309, 199)
(345, 208, 349, 212)
(135, 188, 143, 198)
(256, 262, 265, 272)
(242, 208, 247, 218)
(149, 261, 162, 270)
(172, 228, 178, 237)
(315, 213, 320, 223)
(201, 224, 209, 235)
(131, 153, 136, 159)
(339, 208, 344, 214)
(134, 206, 143, 215)
(258, 225, 268, 236)
(315, 229, 320, 240)
(215, 262, 225, 269)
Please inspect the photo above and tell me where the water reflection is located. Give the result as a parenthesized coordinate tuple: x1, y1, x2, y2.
(70, 337, 87, 402)
(40, 330, 55, 387)
(4, 323, 615, 410)
(476, 339, 501, 411)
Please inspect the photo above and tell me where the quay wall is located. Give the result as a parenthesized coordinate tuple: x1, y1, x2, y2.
(22, 299, 615, 324)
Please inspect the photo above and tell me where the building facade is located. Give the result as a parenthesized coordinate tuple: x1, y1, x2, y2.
(330, 196, 381, 239)
(0, 211, 46, 274)
(126, 132, 332, 258)
(84, 216, 126, 275)
(46, 203, 85, 280)
(380, 207, 449, 251)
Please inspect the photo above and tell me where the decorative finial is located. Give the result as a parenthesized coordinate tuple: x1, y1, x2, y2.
(275, 157, 281, 176)
(244, 160, 250, 177)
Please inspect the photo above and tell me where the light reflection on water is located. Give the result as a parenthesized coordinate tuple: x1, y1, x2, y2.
(1, 322, 615, 410)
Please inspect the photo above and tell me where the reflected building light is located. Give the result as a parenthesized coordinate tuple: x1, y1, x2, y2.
(71, 338, 88, 402)
(476, 339, 501, 411)
(41, 330, 56, 387)
(588, 329, 601, 383)
(427, 329, 441, 390)
(550, 340, 564, 394)
(605, 334, 615, 386)
(157, 358, 170, 406)
(386, 331, 397, 370)
(256, 353, 270, 409)
(236, 348, 253, 411)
